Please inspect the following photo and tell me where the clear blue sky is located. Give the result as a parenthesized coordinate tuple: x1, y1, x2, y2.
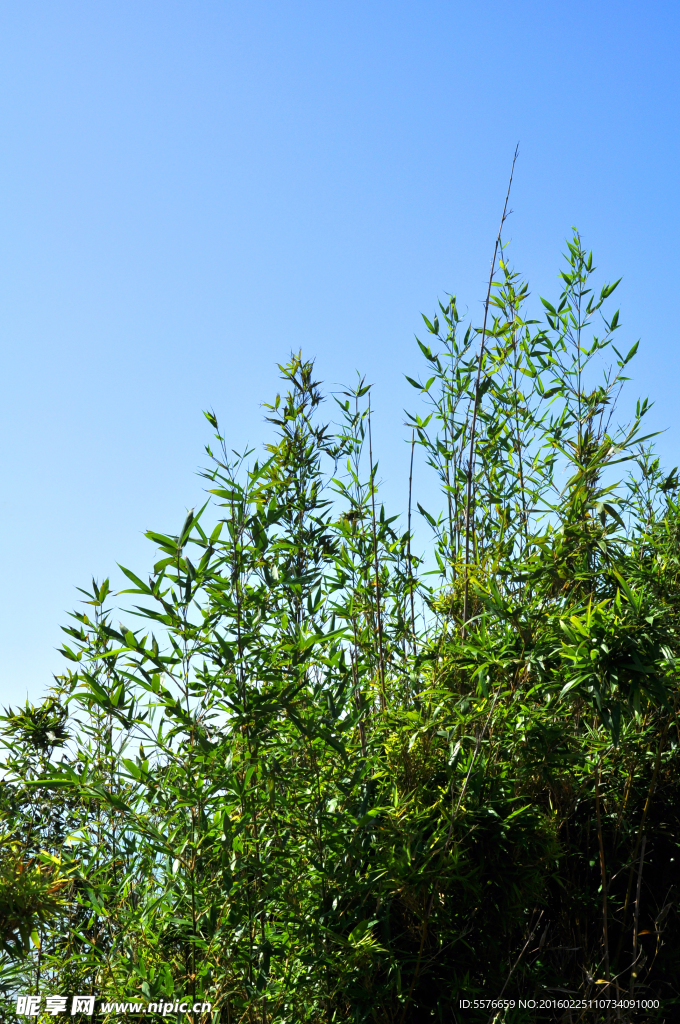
(1, 1, 678, 704)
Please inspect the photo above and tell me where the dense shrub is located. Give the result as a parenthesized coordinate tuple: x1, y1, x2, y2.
(2, 233, 679, 1022)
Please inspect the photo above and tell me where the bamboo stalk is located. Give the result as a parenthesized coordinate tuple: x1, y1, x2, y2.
(595, 762, 610, 998)
(368, 395, 386, 709)
(615, 729, 665, 965)
(462, 144, 519, 636)
(488, 910, 545, 1023)
(630, 834, 647, 996)
(407, 429, 416, 654)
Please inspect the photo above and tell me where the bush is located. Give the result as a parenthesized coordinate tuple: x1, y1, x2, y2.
(1, 233, 678, 1022)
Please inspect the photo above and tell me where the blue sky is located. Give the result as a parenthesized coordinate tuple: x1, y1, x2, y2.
(1, 1, 678, 703)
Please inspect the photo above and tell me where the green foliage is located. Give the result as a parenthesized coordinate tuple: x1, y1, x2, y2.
(2, 239, 680, 1022)
(0, 845, 70, 955)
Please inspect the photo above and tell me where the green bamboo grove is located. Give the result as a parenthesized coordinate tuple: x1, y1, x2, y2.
(1, 232, 679, 1023)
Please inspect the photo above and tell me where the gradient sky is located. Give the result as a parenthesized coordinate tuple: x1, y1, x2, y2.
(1, 1, 679, 704)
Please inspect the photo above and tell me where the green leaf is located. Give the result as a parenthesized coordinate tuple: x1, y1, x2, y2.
(118, 565, 152, 595)
(623, 340, 639, 364)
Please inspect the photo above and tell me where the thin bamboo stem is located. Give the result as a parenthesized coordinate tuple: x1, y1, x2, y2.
(631, 834, 647, 996)
(595, 762, 610, 992)
(368, 396, 386, 709)
(407, 430, 416, 654)
(615, 729, 665, 965)
(462, 144, 519, 636)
